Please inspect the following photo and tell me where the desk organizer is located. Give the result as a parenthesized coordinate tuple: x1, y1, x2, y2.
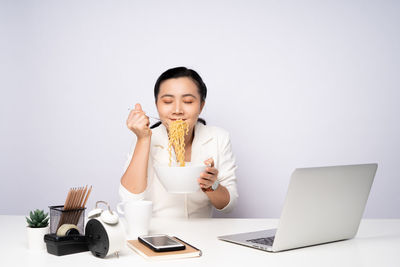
(45, 205, 88, 256)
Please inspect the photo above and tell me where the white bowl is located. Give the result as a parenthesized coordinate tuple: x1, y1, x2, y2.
(154, 163, 207, 193)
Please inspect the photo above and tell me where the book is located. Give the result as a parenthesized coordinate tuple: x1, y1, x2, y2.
(127, 236, 202, 260)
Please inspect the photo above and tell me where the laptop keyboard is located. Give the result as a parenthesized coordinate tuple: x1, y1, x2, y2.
(246, 236, 275, 246)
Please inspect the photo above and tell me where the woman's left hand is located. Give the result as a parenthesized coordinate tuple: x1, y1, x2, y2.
(198, 158, 218, 191)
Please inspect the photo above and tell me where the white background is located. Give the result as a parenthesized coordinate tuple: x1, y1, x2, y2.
(1, 0, 399, 218)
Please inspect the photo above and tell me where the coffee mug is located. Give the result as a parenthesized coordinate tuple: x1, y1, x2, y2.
(116, 200, 152, 240)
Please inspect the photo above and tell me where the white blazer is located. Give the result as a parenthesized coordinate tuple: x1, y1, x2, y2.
(119, 122, 238, 218)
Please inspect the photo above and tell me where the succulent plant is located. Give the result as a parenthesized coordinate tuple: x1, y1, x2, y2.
(26, 209, 49, 228)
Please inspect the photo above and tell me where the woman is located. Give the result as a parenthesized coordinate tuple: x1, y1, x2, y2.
(120, 67, 238, 218)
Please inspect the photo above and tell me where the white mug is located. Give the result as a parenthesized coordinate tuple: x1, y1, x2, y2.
(116, 200, 152, 240)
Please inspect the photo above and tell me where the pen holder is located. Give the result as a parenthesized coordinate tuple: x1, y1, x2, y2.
(49, 205, 86, 235)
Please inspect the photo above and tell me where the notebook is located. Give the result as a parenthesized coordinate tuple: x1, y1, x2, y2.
(218, 163, 378, 252)
(127, 236, 202, 260)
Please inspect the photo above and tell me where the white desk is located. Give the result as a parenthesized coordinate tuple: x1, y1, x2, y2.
(1, 215, 400, 267)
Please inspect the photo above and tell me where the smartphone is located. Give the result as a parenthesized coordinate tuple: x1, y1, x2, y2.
(138, 234, 186, 252)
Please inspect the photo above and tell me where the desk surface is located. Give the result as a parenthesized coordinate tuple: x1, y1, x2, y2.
(1, 215, 400, 267)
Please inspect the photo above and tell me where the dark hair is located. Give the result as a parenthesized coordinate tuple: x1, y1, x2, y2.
(150, 67, 207, 129)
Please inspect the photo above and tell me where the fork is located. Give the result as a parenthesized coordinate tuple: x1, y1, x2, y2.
(127, 107, 160, 121)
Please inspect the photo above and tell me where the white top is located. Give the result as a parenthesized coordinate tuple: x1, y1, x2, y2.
(119, 122, 238, 218)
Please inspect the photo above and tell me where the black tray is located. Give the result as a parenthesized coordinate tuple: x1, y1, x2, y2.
(44, 234, 89, 256)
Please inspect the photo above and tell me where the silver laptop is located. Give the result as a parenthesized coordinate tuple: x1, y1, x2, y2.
(218, 163, 378, 252)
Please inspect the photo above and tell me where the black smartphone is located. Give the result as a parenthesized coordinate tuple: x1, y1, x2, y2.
(138, 234, 186, 252)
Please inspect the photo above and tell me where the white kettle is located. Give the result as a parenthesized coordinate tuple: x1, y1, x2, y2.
(85, 201, 125, 258)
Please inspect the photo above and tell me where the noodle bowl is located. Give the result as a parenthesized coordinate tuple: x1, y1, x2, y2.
(156, 120, 205, 193)
(154, 163, 207, 193)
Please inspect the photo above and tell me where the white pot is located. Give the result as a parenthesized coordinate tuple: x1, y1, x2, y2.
(27, 226, 49, 250)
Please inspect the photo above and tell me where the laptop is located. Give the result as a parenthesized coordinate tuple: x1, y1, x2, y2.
(218, 163, 378, 252)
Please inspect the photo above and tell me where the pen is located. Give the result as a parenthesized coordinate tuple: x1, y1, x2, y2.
(173, 236, 203, 256)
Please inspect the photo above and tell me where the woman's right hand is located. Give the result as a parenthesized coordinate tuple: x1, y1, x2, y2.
(126, 103, 152, 139)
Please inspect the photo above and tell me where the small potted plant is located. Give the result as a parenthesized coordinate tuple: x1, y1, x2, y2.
(26, 209, 49, 250)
